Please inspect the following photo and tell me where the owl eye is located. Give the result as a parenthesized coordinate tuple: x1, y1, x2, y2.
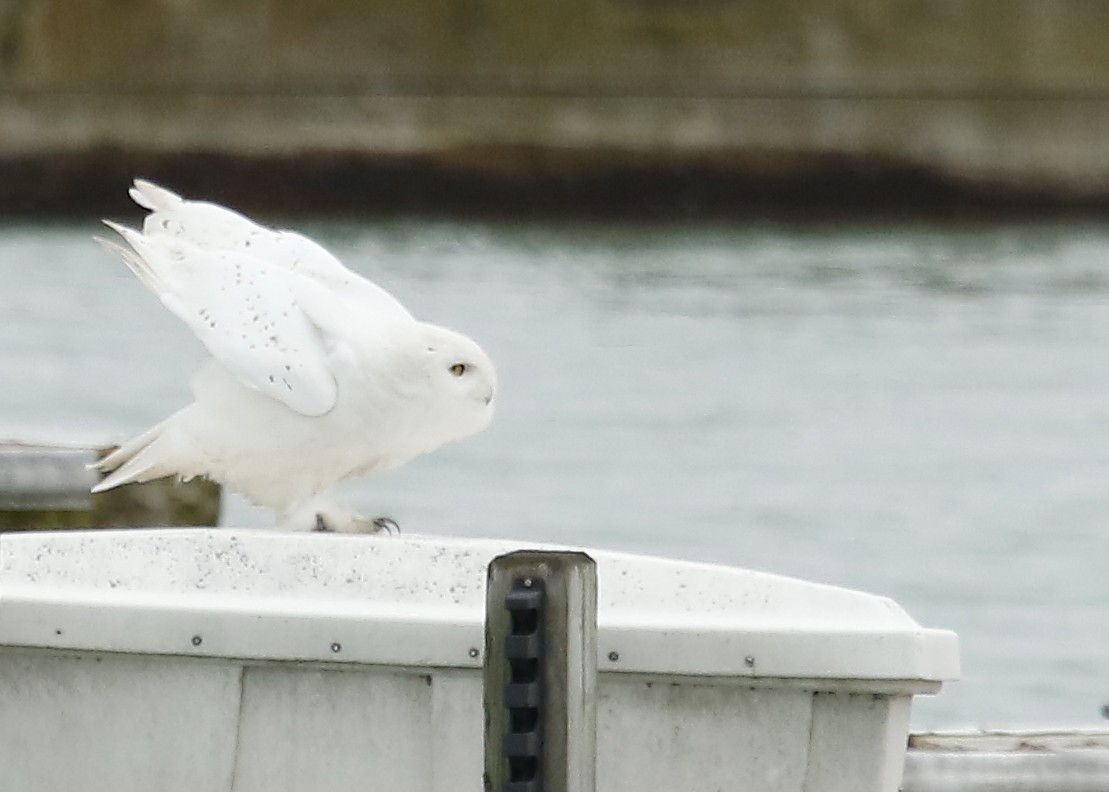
(449, 363, 467, 377)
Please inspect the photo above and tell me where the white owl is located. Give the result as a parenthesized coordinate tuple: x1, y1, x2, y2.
(92, 180, 497, 533)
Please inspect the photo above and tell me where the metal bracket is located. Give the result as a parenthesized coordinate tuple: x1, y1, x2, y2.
(484, 551, 597, 792)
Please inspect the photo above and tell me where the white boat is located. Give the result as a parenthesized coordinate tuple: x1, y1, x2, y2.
(0, 528, 958, 792)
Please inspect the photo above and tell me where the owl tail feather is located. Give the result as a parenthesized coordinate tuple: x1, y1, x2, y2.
(90, 411, 192, 493)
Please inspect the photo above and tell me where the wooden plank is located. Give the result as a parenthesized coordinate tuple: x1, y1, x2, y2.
(0, 444, 220, 530)
(905, 730, 1109, 792)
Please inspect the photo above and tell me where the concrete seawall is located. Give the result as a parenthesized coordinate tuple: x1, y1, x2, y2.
(2, 0, 1109, 213)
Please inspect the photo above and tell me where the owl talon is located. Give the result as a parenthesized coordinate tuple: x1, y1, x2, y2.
(313, 513, 332, 532)
(372, 517, 401, 535)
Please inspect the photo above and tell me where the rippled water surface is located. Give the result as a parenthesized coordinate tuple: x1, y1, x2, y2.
(3, 214, 1109, 729)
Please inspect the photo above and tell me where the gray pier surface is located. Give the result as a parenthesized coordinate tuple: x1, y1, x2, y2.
(3, 1, 1109, 213)
(905, 730, 1109, 792)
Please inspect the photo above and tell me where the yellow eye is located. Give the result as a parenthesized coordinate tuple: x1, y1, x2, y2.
(449, 363, 467, 377)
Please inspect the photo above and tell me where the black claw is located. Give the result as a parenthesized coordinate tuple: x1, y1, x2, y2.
(372, 517, 401, 535)
(313, 513, 332, 533)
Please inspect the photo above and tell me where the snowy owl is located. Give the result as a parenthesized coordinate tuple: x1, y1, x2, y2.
(91, 180, 497, 533)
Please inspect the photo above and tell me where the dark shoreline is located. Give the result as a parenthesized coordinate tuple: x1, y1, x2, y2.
(4, 148, 1108, 221)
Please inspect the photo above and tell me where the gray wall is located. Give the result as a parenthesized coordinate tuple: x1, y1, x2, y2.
(2, 0, 1108, 210)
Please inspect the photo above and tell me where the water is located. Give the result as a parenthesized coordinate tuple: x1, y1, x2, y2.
(2, 215, 1109, 730)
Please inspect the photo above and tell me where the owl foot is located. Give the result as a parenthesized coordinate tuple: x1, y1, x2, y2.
(312, 512, 400, 534)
